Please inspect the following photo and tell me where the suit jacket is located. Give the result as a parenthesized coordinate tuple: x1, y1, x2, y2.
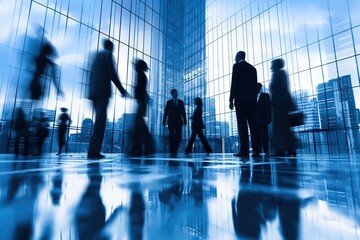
(256, 92, 272, 125)
(162, 99, 187, 128)
(229, 61, 258, 105)
(191, 107, 205, 130)
(88, 50, 126, 100)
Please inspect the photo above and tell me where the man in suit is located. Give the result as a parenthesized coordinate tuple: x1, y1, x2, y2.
(87, 39, 129, 159)
(256, 83, 272, 156)
(229, 51, 261, 158)
(162, 89, 187, 156)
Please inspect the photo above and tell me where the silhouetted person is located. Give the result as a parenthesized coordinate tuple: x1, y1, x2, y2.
(129, 190, 145, 240)
(14, 108, 29, 156)
(36, 112, 49, 155)
(130, 59, 154, 156)
(256, 83, 272, 155)
(185, 97, 212, 154)
(229, 51, 261, 158)
(162, 89, 187, 156)
(57, 107, 71, 155)
(30, 42, 63, 100)
(75, 163, 106, 240)
(87, 39, 129, 159)
(269, 59, 296, 156)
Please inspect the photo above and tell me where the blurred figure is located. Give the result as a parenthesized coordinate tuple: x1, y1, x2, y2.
(30, 42, 63, 100)
(162, 89, 187, 156)
(256, 83, 272, 156)
(229, 51, 261, 158)
(75, 163, 106, 240)
(87, 39, 129, 159)
(35, 112, 49, 156)
(269, 59, 296, 156)
(13, 108, 30, 156)
(185, 97, 212, 155)
(56, 107, 71, 155)
(129, 59, 154, 156)
(129, 190, 145, 240)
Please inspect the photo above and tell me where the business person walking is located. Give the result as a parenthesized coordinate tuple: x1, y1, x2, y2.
(185, 97, 212, 154)
(256, 83, 272, 156)
(229, 51, 261, 158)
(162, 89, 187, 156)
(87, 39, 129, 159)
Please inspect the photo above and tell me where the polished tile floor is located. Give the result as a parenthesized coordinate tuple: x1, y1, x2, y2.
(0, 153, 359, 239)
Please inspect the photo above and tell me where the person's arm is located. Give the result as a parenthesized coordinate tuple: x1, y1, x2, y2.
(181, 101, 187, 126)
(229, 64, 237, 110)
(162, 102, 169, 126)
(107, 54, 129, 97)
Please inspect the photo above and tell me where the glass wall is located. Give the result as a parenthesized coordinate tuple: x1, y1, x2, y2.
(202, 0, 360, 154)
(1, 0, 360, 154)
(0, 0, 184, 154)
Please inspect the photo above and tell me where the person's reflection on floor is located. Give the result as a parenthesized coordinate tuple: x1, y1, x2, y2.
(4, 159, 43, 240)
(50, 166, 63, 205)
(75, 162, 106, 240)
(129, 189, 145, 240)
(277, 159, 301, 240)
(232, 165, 269, 239)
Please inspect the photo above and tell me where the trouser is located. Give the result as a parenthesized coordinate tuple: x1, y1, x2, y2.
(235, 103, 260, 155)
(131, 100, 154, 154)
(14, 132, 29, 156)
(58, 127, 66, 153)
(88, 98, 108, 156)
(257, 123, 269, 153)
(168, 126, 182, 154)
(185, 129, 212, 153)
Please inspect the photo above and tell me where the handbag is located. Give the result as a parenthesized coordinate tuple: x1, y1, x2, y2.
(288, 112, 304, 127)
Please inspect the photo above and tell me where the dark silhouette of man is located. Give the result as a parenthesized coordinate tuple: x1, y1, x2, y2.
(13, 108, 29, 156)
(256, 83, 272, 155)
(162, 89, 187, 156)
(57, 107, 71, 155)
(229, 51, 261, 158)
(87, 39, 129, 159)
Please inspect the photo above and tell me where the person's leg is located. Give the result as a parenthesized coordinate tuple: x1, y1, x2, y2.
(263, 124, 270, 154)
(197, 130, 212, 153)
(174, 126, 183, 153)
(23, 133, 29, 156)
(247, 104, 261, 154)
(185, 131, 197, 153)
(88, 98, 108, 157)
(14, 134, 20, 155)
(168, 127, 175, 153)
(236, 106, 249, 155)
(58, 129, 65, 154)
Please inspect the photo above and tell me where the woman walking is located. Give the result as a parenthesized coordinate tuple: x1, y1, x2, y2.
(185, 97, 212, 154)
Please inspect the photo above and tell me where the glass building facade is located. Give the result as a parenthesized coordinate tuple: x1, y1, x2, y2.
(1, 0, 360, 154)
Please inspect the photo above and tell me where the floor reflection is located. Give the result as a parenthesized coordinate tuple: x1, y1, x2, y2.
(0, 154, 359, 239)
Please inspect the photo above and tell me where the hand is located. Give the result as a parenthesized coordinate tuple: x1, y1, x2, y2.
(162, 122, 166, 127)
(229, 101, 234, 110)
(122, 91, 131, 98)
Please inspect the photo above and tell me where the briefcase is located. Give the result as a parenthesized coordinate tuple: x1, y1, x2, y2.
(288, 112, 304, 127)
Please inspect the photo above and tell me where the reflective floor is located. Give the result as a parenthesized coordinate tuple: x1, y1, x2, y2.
(0, 153, 359, 240)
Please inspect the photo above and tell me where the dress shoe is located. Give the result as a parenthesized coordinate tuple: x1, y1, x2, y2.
(286, 151, 297, 157)
(206, 149, 213, 155)
(251, 152, 261, 158)
(234, 153, 249, 158)
(87, 153, 105, 159)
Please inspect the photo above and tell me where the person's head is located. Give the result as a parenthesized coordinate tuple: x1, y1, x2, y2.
(194, 97, 203, 107)
(235, 51, 246, 63)
(60, 107, 68, 113)
(170, 89, 178, 99)
(41, 43, 56, 57)
(135, 59, 149, 72)
(103, 39, 114, 52)
(271, 58, 285, 71)
(257, 83, 262, 93)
